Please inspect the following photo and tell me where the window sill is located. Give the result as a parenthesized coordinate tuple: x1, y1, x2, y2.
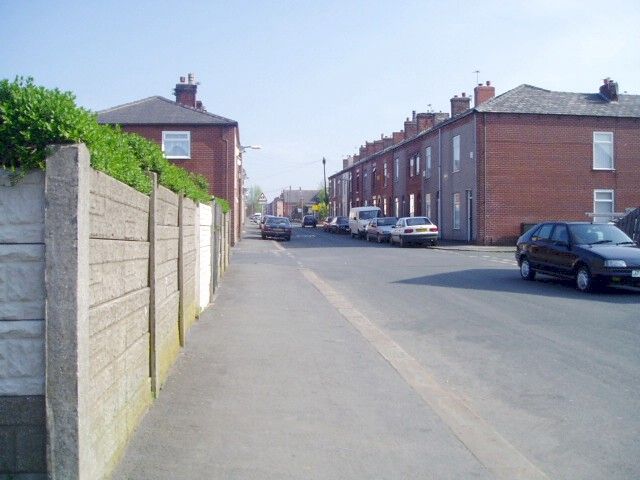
(165, 156, 191, 160)
(592, 168, 615, 171)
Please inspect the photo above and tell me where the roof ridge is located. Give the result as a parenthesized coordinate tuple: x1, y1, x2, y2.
(97, 96, 165, 114)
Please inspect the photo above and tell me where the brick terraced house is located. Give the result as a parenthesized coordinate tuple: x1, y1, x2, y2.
(329, 79, 640, 244)
(98, 74, 245, 245)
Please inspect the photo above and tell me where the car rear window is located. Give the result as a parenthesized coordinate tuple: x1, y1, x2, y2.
(406, 217, 430, 226)
(378, 218, 397, 226)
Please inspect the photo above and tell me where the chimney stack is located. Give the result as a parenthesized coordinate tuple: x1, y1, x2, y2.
(599, 78, 619, 102)
(404, 115, 418, 138)
(474, 80, 495, 107)
(450, 92, 471, 117)
(174, 73, 198, 108)
(416, 112, 436, 132)
(392, 131, 405, 144)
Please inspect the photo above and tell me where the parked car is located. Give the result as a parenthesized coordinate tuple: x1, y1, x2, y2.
(516, 222, 640, 292)
(302, 214, 317, 228)
(322, 216, 335, 232)
(328, 216, 350, 234)
(348, 206, 381, 238)
(250, 212, 262, 223)
(365, 217, 398, 243)
(261, 216, 292, 241)
(390, 216, 438, 247)
(259, 214, 274, 231)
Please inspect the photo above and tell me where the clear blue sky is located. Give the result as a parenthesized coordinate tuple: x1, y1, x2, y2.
(2, 0, 639, 200)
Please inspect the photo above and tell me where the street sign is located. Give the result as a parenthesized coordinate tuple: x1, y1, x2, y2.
(257, 193, 267, 204)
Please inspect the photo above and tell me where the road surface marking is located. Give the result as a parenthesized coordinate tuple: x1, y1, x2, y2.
(301, 267, 549, 480)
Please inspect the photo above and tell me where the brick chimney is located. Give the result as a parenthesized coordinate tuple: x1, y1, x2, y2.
(474, 81, 495, 107)
(373, 138, 384, 153)
(382, 135, 394, 149)
(392, 131, 405, 144)
(174, 73, 198, 108)
(450, 92, 471, 117)
(599, 78, 619, 102)
(404, 111, 418, 138)
(365, 142, 376, 156)
(416, 112, 436, 132)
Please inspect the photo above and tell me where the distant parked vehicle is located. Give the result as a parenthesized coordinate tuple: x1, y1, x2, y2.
(365, 217, 398, 243)
(348, 206, 381, 238)
(516, 221, 640, 292)
(390, 217, 438, 247)
(261, 216, 292, 241)
(259, 215, 274, 231)
(250, 213, 262, 223)
(328, 216, 350, 234)
(322, 217, 335, 232)
(301, 215, 317, 228)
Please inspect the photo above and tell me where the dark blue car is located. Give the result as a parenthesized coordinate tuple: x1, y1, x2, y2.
(516, 222, 640, 292)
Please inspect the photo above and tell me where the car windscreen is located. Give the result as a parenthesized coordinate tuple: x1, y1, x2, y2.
(378, 217, 397, 226)
(358, 210, 379, 220)
(267, 218, 289, 226)
(568, 224, 633, 245)
(406, 217, 430, 226)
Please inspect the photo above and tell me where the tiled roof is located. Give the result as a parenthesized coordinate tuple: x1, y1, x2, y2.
(475, 84, 640, 117)
(281, 189, 321, 204)
(97, 96, 237, 125)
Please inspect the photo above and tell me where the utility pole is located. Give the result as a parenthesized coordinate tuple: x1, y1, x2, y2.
(322, 157, 327, 207)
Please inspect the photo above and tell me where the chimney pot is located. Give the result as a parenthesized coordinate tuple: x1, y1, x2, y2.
(188, 73, 195, 84)
(486, 80, 491, 86)
(462, 92, 466, 97)
(180, 76, 186, 83)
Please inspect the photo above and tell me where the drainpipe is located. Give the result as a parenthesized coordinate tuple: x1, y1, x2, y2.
(438, 128, 442, 239)
(483, 113, 488, 245)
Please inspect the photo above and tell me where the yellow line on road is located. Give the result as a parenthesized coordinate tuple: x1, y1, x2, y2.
(301, 267, 549, 480)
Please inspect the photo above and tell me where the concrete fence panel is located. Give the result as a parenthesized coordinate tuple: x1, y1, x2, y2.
(198, 203, 212, 310)
(0, 169, 47, 477)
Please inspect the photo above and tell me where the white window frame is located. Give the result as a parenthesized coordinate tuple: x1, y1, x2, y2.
(453, 193, 461, 229)
(383, 162, 388, 186)
(593, 189, 614, 223)
(409, 156, 414, 177)
(162, 131, 191, 159)
(415, 154, 420, 175)
(452, 135, 461, 172)
(425, 146, 432, 178)
(593, 132, 614, 170)
(394, 158, 399, 182)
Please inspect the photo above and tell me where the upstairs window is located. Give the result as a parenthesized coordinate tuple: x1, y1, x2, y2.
(593, 132, 613, 170)
(162, 131, 191, 159)
(409, 156, 414, 177)
(383, 162, 388, 186)
(415, 154, 420, 175)
(425, 146, 432, 178)
(452, 135, 461, 172)
(394, 158, 399, 182)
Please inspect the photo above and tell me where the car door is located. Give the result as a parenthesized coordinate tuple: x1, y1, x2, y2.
(528, 223, 554, 270)
(391, 219, 403, 242)
(546, 224, 578, 275)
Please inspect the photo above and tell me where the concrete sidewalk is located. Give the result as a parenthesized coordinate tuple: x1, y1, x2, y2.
(112, 237, 492, 479)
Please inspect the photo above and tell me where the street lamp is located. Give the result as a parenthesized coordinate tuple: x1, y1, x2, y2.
(322, 157, 327, 203)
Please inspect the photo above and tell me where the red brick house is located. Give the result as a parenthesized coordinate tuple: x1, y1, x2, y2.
(98, 74, 245, 245)
(329, 79, 640, 244)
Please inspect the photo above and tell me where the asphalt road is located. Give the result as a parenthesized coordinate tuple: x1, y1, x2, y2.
(114, 221, 639, 480)
(266, 223, 640, 479)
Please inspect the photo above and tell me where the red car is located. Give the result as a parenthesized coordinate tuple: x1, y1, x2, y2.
(261, 216, 292, 241)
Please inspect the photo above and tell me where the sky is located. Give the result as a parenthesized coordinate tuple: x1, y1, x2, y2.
(2, 0, 639, 201)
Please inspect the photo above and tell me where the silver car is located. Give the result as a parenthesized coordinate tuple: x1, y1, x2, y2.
(365, 217, 398, 243)
(390, 216, 438, 247)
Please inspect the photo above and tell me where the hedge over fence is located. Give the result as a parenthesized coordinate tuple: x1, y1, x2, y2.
(0, 77, 228, 209)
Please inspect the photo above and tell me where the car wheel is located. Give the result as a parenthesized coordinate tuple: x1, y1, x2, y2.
(286, 236, 291, 241)
(351, 232, 355, 238)
(261, 234, 266, 240)
(520, 258, 536, 280)
(377, 234, 382, 243)
(576, 265, 595, 292)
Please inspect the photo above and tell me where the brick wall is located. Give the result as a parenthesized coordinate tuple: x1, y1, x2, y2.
(481, 114, 640, 244)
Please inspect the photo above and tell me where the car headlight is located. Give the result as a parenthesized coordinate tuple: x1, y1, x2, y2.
(604, 260, 627, 267)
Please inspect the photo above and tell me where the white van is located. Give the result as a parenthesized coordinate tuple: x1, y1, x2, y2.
(348, 206, 381, 238)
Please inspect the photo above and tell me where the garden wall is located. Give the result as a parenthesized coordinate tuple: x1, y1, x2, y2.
(0, 144, 230, 479)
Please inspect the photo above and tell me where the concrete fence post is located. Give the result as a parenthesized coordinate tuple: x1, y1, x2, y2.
(210, 201, 218, 299)
(194, 203, 200, 315)
(44, 145, 91, 480)
(177, 195, 186, 347)
(147, 173, 159, 397)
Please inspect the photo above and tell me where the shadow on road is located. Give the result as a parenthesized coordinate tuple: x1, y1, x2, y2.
(393, 268, 640, 303)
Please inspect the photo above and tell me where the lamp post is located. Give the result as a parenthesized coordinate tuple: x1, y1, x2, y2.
(322, 157, 327, 203)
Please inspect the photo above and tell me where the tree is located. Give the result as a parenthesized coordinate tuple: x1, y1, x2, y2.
(246, 185, 264, 215)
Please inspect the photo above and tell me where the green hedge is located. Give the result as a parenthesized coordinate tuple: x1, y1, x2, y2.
(0, 77, 228, 210)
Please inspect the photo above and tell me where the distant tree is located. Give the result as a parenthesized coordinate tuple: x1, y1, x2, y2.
(314, 183, 329, 219)
(247, 185, 264, 215)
